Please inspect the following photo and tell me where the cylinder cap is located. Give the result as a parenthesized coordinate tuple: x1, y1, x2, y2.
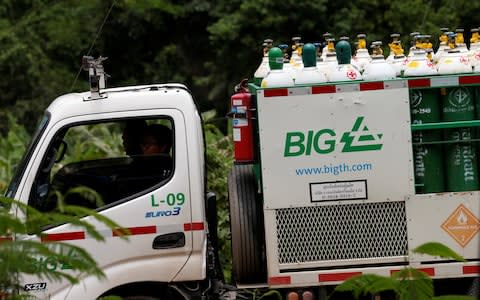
(268, 47, 284, 70)
(302, 43, 317, 67)
(336, 40, 352, 64)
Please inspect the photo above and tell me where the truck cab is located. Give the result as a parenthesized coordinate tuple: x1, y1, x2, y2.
(6, 66, 210, 298)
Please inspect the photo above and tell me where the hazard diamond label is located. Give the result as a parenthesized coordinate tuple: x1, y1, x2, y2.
(441, 204, 480, 247)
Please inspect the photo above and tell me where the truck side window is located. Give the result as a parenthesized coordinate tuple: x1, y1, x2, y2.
(29, 117, 174, 212)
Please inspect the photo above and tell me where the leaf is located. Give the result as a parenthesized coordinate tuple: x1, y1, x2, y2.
(413, 242, 466, 262)
(334, 274, 398, 299)
(394, 268, 434, 300)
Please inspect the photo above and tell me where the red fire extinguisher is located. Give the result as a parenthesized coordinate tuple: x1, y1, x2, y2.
(229, 79, 255, 163)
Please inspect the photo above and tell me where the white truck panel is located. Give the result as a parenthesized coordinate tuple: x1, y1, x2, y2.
(257, 86, 414, 209)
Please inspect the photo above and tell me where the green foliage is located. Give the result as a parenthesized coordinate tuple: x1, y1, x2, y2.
(333, 242, 476, 300)
(3, 0, 480, 134)
(334, 274, 401, 298)
(0, 196, 127, 298)
(0, 114, 30, 192)
(413, 242, 466, 262)
(238, 288, 282, 300)
(393, 268, 434, 300)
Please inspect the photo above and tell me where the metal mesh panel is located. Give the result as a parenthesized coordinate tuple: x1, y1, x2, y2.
(276, 202, 408, 264)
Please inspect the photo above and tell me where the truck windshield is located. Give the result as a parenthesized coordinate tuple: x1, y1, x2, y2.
(5, 113, 50, 199)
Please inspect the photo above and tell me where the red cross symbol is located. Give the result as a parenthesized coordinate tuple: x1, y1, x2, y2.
(346, 70, 357, 80)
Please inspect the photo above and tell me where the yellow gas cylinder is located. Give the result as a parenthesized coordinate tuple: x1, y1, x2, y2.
(387, 34, 407, 76)
(455, 28, 469, 53)
(352, 33, 371, 73)
(386, 33, 401, 63)
(321, 32, 333, 60)
(418, 34, 434, 62)
(434, 27, 449, 64)
(437, 32, 472, 75)
(321, 38, 338, 80)
(404, 49, 437, 76)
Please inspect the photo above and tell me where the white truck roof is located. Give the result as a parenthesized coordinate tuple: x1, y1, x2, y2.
(46, 83, 196, 122)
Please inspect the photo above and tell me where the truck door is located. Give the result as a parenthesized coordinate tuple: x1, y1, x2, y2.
(17, 110, 194, 297)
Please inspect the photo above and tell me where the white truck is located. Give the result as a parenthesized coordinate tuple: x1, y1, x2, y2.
(5, 57, 480, 299)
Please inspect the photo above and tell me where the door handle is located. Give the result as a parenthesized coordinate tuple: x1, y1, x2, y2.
(152, 232, 185, 249)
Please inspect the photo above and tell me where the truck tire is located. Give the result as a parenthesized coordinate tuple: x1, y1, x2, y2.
(228, 164, 267, 284)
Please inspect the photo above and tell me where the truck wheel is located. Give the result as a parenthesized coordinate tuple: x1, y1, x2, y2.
(228, 164, 267, 284)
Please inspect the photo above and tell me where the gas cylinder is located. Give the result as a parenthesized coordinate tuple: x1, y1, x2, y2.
(230, 79, 255, 163)
(321, 32, 333, 60)
(437, 31, 479, 191)
(418, 35, 434, 62)
(407, 32, 421, 58)
(329, 40, 362, 82)
(289, 37, 304, 80)
(455, 28, 469, 53)
(469, 28, 480, 72)
(319, 39, 339, 81)
(387, 34, 407, 76)
(363, 41, 396, 80)
(316, 42, 330, 81)
(295, 43, 328, 85)
(253, 39, 273, 86)
(433, 27, 449, 64)
(403, 49, 437, 77)
(470, 29, 480, 118)
(404, 47, 443, 193)
(386, 33, 401, 64)
(441, 86, 479, 191)
(352, 33, 371, 73)
(436, 30, 472, 75)
(471, 28, 480, 182)
(436, 49, 472, 74)
(261, 47, 294, 88)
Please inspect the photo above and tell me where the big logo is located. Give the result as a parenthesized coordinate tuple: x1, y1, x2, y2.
(284, 116, 383, 156)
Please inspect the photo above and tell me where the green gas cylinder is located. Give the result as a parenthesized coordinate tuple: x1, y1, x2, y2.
(410, 88, 445, 193)
(405, 40, 444, 193)
(441, 87, 479, 191)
